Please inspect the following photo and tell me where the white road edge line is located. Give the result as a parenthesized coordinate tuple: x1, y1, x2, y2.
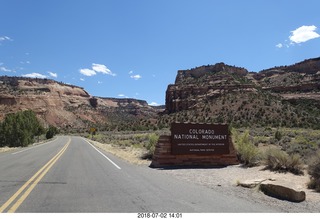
(12, 138, 58, 155)
(85, 139, 121, 170)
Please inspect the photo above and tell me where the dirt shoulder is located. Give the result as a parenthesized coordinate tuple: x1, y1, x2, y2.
(88, 139, 151, 166)
(89, 139, 320, 212)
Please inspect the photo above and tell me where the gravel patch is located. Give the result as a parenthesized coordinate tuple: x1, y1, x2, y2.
(160, 165, 320, 213)
(89, 139, 320, 213)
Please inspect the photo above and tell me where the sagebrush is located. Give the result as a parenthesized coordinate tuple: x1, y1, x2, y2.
(264, 148, 304, 175)
(308, 150, 320, 192)
(141, 133, 159, 160)
(233, 130, 261, 167)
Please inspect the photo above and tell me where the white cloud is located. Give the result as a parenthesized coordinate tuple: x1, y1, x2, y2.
(48, 71, 58, 78)
(79, 68, 96, 76)
(118, 94, 128, 98)
(0, 36, 12, 42)
(148, 102, 160, 106)
(276, 25, 320, 49)
(130, 74, 142, 80)
(79, 63, 116, 77)
(129, 70, 133, 74)
(22, 73, 47, 79)
(0, 66, 13, 72)
(289, 25, 320, 44)
(80, 78, 85, 81)
(92, 63, 116, 76)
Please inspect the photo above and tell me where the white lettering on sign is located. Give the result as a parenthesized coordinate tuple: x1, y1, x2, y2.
(173, 133, 227, 141)
(201, 135, 227, 140)
(173, 134, 199, 140)
(171, 123, 230, 154)
(189, 129, 215, 135)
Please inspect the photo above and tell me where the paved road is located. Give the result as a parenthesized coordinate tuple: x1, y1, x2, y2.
(0, 136, 280, 213)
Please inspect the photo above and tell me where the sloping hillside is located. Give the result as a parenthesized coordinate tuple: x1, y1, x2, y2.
(0, 76, 163, 131)
(2, 57, 319, 131)
(160, 57, 320, 128)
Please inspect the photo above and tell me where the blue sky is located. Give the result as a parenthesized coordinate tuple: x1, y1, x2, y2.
(1, 0, 319, 106)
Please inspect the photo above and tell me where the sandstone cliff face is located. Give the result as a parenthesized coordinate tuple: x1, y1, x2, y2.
(0, 77, 96, 128)
(166, 58, 320, 114)
(0, 76, 162, 130)
(254, 58, 320, 106)
(174, 62, 249, 84)
(163, 57, 320, 128)
(166, 63, 256, 114)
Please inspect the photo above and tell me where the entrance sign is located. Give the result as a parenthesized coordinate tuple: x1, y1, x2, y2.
(150, 123, 238, 168)
(171, 123, 229, 155)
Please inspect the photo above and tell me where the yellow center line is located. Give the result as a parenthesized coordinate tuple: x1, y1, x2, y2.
(0, 138, 71, 213)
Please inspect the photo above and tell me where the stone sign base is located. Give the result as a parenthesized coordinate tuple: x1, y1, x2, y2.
(150, 135, 239, 168)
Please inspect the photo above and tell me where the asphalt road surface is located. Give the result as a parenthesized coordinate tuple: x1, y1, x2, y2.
(0, 136, 280, 213)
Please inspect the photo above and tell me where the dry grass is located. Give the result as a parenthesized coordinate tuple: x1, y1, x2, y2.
(264, 148, 304, 175)
(0, 146, 17, 153)
(88, 139, 150, 166)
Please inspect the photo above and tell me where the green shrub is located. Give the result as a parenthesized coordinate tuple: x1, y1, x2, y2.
(0, 110, 44, 147)
(275, 129, 282, 141)
(307, 150, 320, 192)
(147, 133, 159, 154)
(234, 130, 261, 167)
(46, 125, 58, 139)
(264, 148, 304, 175)
(141, 133, 159, 160)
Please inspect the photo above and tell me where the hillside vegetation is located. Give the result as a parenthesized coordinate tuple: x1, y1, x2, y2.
(161, 57, 320, 129)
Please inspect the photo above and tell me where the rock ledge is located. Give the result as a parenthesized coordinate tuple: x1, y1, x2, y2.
(238, 178, 306, 202)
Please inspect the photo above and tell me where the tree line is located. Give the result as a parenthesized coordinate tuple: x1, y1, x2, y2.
(0, 110, 58, 147)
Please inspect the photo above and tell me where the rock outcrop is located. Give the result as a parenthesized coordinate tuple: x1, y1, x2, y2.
(254, 57, 320, 106)
(165, 63, 256, 114)
(238, 178, 306, 202)
(260, 183, 306, 203)
(0, 76, 163, 130)
(162, 57, 320, 128)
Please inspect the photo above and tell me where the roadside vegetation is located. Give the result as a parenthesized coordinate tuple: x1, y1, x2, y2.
(0, 110, 58, 147)
(232, 130, 261, 167)
(82, 129, 169, 160)
(80, 126, 320, 193)
(264, 148, 304, 175)
(307, 150, 320, 192)
(233, 128, 306, 171)
(2, 110, 318, 192)
(46, 125, 59, 139)
(232, 127, 320, 192)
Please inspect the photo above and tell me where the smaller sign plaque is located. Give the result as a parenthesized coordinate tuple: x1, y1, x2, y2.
(171, 123, 230, 155)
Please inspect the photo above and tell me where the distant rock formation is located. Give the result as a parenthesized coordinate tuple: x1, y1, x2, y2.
(0, 76, 163, 131)
(162, 57, 320, 128)
(2, 57, 319, 131)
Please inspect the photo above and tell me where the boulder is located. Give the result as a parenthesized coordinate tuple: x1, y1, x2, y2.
(260, 183, 306, 203)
